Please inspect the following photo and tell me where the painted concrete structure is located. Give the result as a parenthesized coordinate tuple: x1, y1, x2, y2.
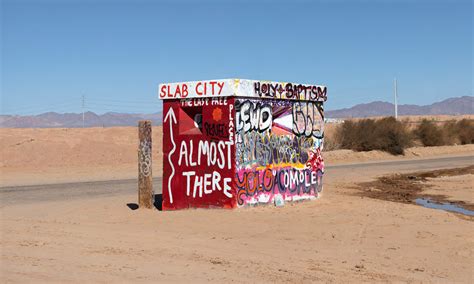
(159, 79, 327, 210)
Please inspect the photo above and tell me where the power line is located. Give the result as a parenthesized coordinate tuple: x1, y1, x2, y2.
(87, 98, 159, 104)
(85, 106, 160, 114)
(86, 102, 159, 108)
(2, 101, 80, 114)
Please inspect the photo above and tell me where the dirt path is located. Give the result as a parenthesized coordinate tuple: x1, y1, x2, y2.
(2, 126, 473, 187)
(1, 155, 472, 206)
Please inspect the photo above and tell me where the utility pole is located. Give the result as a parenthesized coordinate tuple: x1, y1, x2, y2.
(82, 95, 85, 128)
(394, 78, 398, 120)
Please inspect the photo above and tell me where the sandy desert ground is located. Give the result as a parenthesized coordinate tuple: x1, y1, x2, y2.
(1, 125, 473, 282)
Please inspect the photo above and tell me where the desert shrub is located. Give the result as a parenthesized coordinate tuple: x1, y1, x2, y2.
(414, 119, 474, 146)
(333, 118, 473, 154)
(323, 124, 342, 151)
(335, 117, 412, 155)
(415, 119, 449, 146)
(373, 117, 414, 155)
(441, 120, 458, 145)
(322, 136, 341, 151)
(455, 119, 474, 144)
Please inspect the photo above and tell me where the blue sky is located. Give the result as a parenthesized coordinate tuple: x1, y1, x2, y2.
(1, 0, 472, 115)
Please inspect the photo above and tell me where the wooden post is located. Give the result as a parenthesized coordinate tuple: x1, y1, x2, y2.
(138, 120, 153, 209)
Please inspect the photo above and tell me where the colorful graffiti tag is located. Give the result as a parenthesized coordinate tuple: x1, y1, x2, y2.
(234, 98, 324, 206)
(160, 79, 326, 210)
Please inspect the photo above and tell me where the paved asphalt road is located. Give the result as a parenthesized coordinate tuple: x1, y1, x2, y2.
(1, 155, 472, 206)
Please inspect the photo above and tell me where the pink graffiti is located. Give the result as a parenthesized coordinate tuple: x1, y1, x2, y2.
(306, 149, 324, 173)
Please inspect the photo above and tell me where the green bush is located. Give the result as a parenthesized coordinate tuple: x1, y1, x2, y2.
(335, 117, 412, 155)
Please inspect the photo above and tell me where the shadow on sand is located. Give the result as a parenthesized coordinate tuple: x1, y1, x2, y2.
(153, 194, 162, 211)
(126, 194, 162, 211)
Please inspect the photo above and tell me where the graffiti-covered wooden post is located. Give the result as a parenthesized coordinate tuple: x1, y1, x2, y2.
(138, 120, 153, 209)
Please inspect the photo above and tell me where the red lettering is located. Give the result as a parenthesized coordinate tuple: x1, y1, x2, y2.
(174, 85, 181, 97)
(209, 81, 216, 95)
(182, 84, 188, 97)
(160, 85, 167, 98)
(217, 82, 224, 95)
(195, 82, 203, 95)
(162, 81, 228, 98)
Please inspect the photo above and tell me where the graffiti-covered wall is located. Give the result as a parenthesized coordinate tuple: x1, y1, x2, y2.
(160, 79, 326, 210)
(235, 98, 324, 207)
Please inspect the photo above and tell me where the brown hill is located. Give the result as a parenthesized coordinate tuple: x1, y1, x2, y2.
(326, 96, 473, 118)
(0, 111, 162, 128)
(1, 96, 472, 127)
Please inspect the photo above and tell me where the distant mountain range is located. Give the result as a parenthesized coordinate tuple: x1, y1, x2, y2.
(0, 111, 162, 128)
(1, 96, 472, 128)
(326, 96, 473, 118)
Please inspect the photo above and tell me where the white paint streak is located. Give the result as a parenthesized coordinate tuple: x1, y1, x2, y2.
(164, 107, 177, 204)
